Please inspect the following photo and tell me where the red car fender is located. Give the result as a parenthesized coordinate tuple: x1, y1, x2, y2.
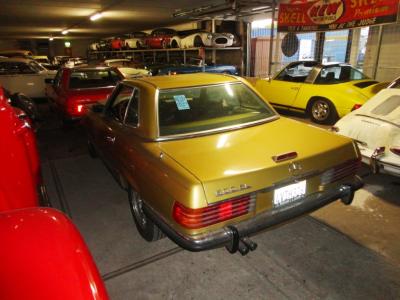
(0, 87, 40, 211)
(0, 208, 109, 300)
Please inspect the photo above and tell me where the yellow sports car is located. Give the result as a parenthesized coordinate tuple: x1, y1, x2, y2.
(253, 61, 387, 124)
(84, 73, 362, 255)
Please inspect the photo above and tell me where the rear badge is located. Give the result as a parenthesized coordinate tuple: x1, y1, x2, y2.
(288, 162, 302, 176)
(216, 184, 251, 197)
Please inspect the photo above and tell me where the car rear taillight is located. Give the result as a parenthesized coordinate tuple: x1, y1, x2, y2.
(321, 158, 361, 185)
(390, 147, 400, 156)
(173, 194, 256, 229)
(351, 104, 362, 111)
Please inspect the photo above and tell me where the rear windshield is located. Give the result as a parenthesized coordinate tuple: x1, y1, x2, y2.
(315, 65, 368, 84)
(69, 70, 121, 89)
(158, 83, 276, 136)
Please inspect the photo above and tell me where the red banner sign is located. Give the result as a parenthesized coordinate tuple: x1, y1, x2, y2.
(278, 0, 399, 32)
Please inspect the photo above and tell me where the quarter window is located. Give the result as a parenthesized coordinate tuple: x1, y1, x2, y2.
(125, 88, 139, 127)
(106, 85, 134, 122)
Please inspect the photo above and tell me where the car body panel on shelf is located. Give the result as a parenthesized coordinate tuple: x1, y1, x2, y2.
(84, 73, 362, 251)
(0, 86, 42, 211)
(145, 28, 180, 49)
(334, 84, 400, 177)
(175, 31, 235, 48)
(252, 61, 388, 123)
(0, 207, 109, 300)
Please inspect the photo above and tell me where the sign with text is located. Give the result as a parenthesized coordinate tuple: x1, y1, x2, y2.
(278, 0, 399, 32)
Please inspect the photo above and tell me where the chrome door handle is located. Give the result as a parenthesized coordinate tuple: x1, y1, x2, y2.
(105, 136, 115, 143)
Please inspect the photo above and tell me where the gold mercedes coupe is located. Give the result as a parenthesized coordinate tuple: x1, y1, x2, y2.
(84, 73, 363, 255)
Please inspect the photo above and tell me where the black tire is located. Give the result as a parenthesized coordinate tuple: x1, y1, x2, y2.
(128, 188, 164, 242)
(194, 35, 203, 47)
(87, 140, 97, 158)
(170, 40, 179, 48)
(307, 98, 338, 125)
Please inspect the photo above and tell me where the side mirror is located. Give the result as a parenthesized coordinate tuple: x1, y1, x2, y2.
(45, 78, 54, 84)
(91, 103, 105, 113)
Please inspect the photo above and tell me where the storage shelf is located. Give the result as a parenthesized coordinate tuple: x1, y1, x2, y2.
(89, 47, 242, 54)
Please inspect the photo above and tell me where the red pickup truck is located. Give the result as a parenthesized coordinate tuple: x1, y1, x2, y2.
(46, 66, 123, 123)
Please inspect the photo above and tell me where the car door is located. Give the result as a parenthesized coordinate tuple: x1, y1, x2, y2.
(96, 84, 135, 169)
(46, 69, 63, 101)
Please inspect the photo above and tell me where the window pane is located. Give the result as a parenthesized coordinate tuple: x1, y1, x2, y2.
(158, 83, 276, 136)
(108, 85, 134, 122)
(315, 65, 368, 84)
(125, 89, 139, 126)
(69, 70, 119, 89)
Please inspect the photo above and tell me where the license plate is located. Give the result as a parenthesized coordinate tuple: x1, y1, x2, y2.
(273, 180, 306, 207)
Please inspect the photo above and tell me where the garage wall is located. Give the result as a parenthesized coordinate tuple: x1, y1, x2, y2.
(363, 22, 400, 82)
(0, 40, 20, 51)
(50, 39, 93, 57)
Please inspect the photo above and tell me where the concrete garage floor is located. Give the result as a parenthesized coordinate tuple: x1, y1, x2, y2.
(36, 106, 400, 299)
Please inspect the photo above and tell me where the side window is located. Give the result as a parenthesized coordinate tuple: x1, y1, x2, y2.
(0, 62, 8, 75)
(125, 88, 139, 127)
(16, 62, 36, 74)
(275, 63, 312, 83)
(106, 85, 134, 122)
(53, 70, 63, 87)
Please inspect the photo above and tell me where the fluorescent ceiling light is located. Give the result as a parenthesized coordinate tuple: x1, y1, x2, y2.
(62, 30, 69, 35)
(49, 37, 54, 41)
(90, 12, 103, 21)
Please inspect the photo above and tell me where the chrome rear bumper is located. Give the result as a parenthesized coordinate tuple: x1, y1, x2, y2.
(144, 176, 363, 252)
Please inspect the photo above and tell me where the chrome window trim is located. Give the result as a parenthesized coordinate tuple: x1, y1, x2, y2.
(154, 115, 280, 142)
(104, 82, 135, 123)
(123, 86, 140, 128)
(155, 82, 278, 140)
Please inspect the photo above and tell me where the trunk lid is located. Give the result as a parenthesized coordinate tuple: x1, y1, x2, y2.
(159, 117, 358, 204)
(67, 87, 114, 104)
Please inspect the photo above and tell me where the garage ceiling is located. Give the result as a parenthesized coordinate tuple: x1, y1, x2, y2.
(0, 0, 274, 40)
(0, 0, 227, 40)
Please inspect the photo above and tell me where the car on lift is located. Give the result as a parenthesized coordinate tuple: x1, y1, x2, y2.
(0, 207, 109, 300)
(151, 57, 237, 75)
(144, 28, 180, 49)
(102, 59, 151, 78)
(156, 58, 238, 75)
(46, 66, 123, 123)
(0, 86, 47, 211)
(0, 57, 56, 98)
(171, 30, 235, 48)
(125, 32, 148, 49)
(332, 76, 400, 177)
(252, 61, 388, 124)
(84, 73, 363, 255)
(110, 37, 125, 51)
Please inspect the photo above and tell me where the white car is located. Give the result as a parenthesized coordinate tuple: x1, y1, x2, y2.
(171, 31, 235, 48)
(89, 42, 99, 51)
(103, 59, 150, 78)
(0, 58, 56, 98)
(333, 78, 400, 176)
(125, 32, 147, 49)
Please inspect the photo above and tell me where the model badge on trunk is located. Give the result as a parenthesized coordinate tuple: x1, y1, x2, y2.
(216, 184, 251, 197)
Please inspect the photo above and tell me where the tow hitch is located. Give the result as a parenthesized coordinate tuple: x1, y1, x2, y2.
(225, 226, 258, 256)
